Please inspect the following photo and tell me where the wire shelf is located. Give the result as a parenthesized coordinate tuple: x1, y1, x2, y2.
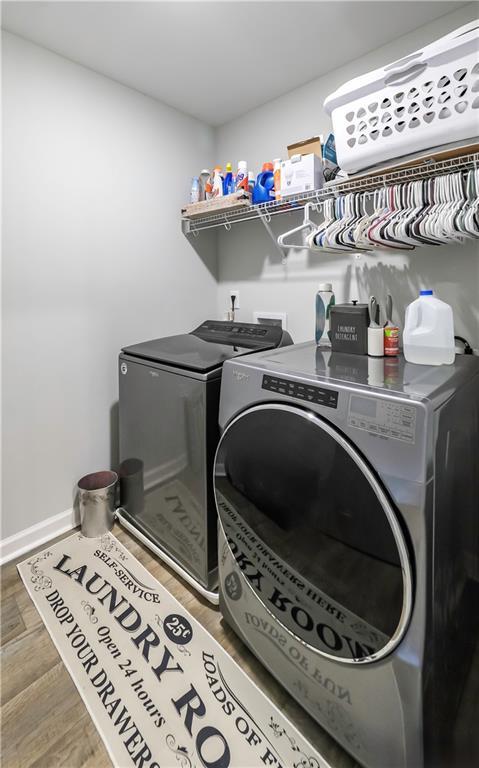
(182, 151, 479, 235)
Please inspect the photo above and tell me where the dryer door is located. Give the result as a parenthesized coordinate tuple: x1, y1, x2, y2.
(214, 404, 413, 663)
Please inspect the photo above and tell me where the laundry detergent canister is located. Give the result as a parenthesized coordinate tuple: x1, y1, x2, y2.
(330, 301, 369, 355)
(253, 162, 275, 204)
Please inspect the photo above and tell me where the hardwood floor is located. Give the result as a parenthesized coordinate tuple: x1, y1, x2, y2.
(1, 523, 478, 768)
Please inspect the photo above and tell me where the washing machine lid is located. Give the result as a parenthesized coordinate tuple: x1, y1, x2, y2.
(122, 321, 286, 373)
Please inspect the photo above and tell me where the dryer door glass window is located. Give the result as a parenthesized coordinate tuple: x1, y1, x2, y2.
(214, 405, 412, 662)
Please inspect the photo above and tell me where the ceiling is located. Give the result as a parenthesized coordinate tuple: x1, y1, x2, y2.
(1, 1, 466, 126)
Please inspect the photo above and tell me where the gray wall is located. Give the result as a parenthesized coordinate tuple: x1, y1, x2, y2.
(215, 3, 479, 345)
(1, 32, 217, 539)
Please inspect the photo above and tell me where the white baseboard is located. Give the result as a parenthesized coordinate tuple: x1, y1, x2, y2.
(0, 507, 79, 566)
(1, 454, 189, 566)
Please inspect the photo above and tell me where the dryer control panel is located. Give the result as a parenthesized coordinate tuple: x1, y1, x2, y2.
(262, 375, 339, 409)
(348, 395, 417, 444)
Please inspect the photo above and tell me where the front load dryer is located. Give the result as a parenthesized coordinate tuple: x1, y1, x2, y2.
(213, 343, 479, 768)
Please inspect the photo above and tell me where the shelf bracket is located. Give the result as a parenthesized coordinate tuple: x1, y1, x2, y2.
(257, 208, 288, 264)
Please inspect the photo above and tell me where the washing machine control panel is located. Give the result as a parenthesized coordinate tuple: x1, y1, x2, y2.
(262, 375, 339, 408)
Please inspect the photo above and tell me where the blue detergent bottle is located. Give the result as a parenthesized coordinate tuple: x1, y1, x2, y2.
(223, 163, 234, 195)
(253, 162, 275, 204)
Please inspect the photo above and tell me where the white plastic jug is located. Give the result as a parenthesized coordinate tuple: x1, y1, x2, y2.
(403, 290, 455, 365)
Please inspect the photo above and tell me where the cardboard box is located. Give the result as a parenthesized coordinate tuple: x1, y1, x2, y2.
(287, 136, 322, 159)
(279, 153, 323, 198)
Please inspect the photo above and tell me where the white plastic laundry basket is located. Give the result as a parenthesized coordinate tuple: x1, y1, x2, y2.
(324, 21, 479, 174)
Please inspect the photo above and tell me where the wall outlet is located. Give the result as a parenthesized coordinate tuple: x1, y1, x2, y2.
(229, 290, 240, 310)
(253, 311, 288, 329)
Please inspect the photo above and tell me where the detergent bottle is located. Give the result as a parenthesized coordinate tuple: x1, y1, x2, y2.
(223, 163, 234, 195)
(204, 170, 214, 200)
(273, 158, 282, 201)
(212, 166, 224, 198)
(199, 169, 211, 201)
(253, 162, 275, 204)
(235, 161, 248, 192)
(190, 177, 200, 204)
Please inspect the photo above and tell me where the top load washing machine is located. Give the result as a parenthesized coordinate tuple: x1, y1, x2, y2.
(213, 342, 479, 767)
(117, 320, 292, 602)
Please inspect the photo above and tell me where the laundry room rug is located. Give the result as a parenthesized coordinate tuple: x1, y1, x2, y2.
(18, 532, 330, 768)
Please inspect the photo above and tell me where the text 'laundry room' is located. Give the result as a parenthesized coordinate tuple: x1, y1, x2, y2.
(1, 3, 479, 768)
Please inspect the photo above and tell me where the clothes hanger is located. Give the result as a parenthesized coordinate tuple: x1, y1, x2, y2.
(365, 187, 390, 248)
(393, 180, 422, 247)
(324, 196, 352, 249)
(339, 193, 364, 248)
(381, 184, 413, 248)
(452, 172, 469, 240)
(443, 173, 466, 243)
(324, 196, 358, 251)
(425, 175, 449, 243)
(309, 196, 352, 252)
(277, 202, 318, 249)
(352, 192, 372, 248)
(463, 168, 479, 238)
(368, 185, 415, 250)
(307, 198, 339, 252)
(282, 168, 478, 253)
(411, 178, 442, 246)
